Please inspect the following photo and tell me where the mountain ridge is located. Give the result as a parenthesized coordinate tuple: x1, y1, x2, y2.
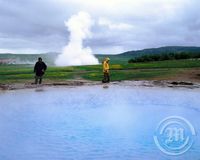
(119, 46, 200, 56)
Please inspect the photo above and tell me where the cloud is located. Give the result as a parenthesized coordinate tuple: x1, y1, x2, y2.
(0, 0, 200, 54)
(98, 18, 133, 30)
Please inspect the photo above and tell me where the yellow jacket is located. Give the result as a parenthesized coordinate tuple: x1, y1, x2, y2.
(103, 60, 109, 73)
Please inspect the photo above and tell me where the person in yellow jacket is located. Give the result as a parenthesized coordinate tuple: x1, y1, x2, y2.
(102, 57, 110, 83)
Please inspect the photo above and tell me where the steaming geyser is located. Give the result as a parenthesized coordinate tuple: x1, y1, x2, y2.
(55, 12, 99, 66)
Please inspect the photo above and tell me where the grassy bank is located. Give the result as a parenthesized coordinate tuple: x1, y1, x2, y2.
(0, 59, 200, 84)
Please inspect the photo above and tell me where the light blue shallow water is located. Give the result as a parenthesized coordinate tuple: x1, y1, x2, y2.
(0, 85, 199, 160)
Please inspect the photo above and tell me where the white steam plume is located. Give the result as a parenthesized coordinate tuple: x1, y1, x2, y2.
(55, 11, 99, 66)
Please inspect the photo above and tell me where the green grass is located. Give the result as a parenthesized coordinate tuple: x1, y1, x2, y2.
(0, 59, 199, 84)
(81, 69, 178, 81)
(124, 59, 200, 69)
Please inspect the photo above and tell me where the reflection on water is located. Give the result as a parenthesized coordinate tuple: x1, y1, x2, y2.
(0, 85, 199, 160)
(102, 85, 109, 89)
(35, 88, 45, 92)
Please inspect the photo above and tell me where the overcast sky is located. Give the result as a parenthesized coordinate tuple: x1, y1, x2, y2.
(0, 0, 200, 54)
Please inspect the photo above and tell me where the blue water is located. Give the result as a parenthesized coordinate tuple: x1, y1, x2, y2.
(0, 85, 199, 160)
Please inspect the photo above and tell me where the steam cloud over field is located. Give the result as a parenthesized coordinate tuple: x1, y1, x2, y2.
(55, 12, 99, 66)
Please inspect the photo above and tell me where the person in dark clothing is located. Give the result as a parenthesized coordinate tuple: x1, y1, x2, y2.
(34, 57, 47, 84)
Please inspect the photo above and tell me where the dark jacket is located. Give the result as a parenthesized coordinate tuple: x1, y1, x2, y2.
(34, 61, 47, 76)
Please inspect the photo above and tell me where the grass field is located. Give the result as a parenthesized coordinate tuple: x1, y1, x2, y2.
(0, 59, 200, 84)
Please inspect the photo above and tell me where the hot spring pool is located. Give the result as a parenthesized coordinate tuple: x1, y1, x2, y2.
(0, 85, 199, 160)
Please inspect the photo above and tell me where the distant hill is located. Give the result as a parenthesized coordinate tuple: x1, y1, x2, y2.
(1, 46, 200, 65)
(119, 46, 200, 57)
(97, 46, 200, 64)
(0, 52, 59, 65)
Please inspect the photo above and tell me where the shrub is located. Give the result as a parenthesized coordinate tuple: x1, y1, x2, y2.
(128, 52, 200, 63)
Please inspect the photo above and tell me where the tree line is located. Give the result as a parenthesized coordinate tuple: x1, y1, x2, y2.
(128, 52, 200, 63)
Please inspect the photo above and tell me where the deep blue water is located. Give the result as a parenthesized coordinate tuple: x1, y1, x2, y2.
(0, 85, 199, 160)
